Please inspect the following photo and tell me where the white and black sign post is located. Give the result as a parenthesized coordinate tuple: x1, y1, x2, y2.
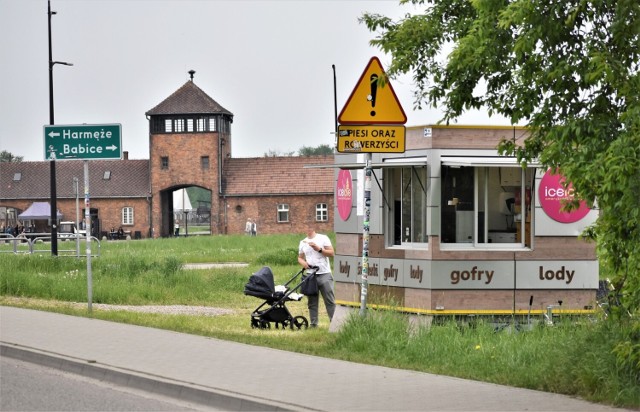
(360, 156, 372, 315)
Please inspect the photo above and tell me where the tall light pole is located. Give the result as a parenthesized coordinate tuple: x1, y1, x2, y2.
(48, 0, 72, 256)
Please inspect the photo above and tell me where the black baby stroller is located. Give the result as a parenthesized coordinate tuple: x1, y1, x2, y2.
(243, 266, 318, 329)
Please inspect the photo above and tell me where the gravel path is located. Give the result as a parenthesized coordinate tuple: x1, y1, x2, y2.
(0, 298, 235, 317)
(87, 304, 235, 316)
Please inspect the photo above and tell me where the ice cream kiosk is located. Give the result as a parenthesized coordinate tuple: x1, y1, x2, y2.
(333, 58, 598, 321)
(333, 124, 600, 319)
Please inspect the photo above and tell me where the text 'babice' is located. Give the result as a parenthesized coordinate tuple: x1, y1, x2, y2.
(63, 144, 103, 155)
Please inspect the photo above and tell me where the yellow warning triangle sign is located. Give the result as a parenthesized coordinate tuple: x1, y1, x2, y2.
(338, 56, 407, 125)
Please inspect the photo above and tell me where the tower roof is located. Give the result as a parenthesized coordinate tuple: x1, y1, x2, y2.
(146, 80, 233, 117)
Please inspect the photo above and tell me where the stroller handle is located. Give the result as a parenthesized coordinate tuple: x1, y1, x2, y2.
(282, 266, 320, 289)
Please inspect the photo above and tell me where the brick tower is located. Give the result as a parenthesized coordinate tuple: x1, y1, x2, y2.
(146, 71, 233, 237)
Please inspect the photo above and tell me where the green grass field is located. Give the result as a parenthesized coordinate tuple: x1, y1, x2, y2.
(0, 234, 638, 408)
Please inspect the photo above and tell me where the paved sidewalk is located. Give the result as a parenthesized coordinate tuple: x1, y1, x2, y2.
(0, 306, 630, 412)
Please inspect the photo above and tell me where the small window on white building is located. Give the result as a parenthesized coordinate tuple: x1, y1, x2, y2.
(385, 166, 428, 246)
(316, 203, 328, 222)
(277, 204, 289, 223)
(122, 207, 134, 225)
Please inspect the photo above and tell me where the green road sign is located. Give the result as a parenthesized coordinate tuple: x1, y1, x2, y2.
(44, 124, 122, 160)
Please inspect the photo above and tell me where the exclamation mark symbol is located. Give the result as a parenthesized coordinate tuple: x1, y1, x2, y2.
(368, 73, 378, 117)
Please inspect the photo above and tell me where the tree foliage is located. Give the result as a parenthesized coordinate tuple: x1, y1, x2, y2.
(0, 150, 23, 163)
(298, 144, 334, 156)
(362, 0, 640, 314)
(263, 149, 296, 157)
(263, 145, 333, 157)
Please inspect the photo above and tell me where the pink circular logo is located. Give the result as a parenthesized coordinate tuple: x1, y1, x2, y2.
(538, 169, 590, 223)
(336, 169, 353, 221)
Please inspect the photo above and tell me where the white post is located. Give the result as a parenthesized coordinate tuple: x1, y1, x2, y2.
(359, 153, 372, 315)
(74, 177, 80, 257)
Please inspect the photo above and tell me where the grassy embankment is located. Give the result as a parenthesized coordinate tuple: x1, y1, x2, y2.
(0, 234, 638, 408)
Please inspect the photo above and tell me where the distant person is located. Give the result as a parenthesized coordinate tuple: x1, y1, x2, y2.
(174, 223, 180, 237)
(298, 226, 335, 327)
(245, 218, 252, 235)
(117, 227, 125, 240)
(251, 220, 257, 237)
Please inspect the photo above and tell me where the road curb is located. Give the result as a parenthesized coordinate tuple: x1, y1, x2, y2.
(1, 343, 305, 412)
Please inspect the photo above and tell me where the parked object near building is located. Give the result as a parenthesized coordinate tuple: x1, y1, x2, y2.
(58, 221, 85, 239)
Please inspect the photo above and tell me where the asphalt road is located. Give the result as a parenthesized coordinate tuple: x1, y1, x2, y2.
(0, 357, 219, 411)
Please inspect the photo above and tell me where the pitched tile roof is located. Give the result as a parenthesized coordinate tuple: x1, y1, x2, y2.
(0, 160, 150, 200)
(223, 156, 334, 196)
(145, 80, 233, 117)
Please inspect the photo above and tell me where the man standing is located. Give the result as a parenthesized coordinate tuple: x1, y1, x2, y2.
(298, 228, 335, 327)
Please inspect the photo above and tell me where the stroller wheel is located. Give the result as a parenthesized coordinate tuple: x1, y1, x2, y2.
(260, 320, 271, 329)
(251, 318, 260, 329)
(292, 316, 309, 330)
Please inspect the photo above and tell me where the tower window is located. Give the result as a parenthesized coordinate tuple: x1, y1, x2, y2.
(161, 156, 169, 169)
(201, 156, 210, 170)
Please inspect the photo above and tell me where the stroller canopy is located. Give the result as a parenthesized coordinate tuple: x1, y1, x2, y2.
(244, 266, 276, 300)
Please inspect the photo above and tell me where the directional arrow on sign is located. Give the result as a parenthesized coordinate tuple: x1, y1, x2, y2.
(48, 131, 60, 138)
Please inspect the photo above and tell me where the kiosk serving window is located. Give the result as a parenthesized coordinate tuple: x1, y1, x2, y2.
(385, 166, 428, 246)
(440, 157, 534, 248)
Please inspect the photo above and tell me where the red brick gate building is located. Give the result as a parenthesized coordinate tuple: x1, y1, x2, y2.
(0, 74, 333, 238)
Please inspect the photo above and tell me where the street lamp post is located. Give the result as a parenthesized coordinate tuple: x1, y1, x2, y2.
(48, 0, 72, 256)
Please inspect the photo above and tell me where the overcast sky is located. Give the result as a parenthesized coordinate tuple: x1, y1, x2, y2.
(1, 0, 501, 162)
